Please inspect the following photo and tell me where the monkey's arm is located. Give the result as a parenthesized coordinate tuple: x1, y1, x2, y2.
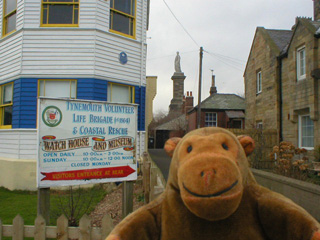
(255, 186, 320, 240)
(106, 198, 162, 240)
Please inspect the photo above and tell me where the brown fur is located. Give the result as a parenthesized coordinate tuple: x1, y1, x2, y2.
(106, 127, 320, 240)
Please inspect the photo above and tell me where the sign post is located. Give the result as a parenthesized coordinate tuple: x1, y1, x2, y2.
(37, 98, 138, 217)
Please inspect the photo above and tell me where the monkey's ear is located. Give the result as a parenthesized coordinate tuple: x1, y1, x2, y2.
(237, 135, 255, 156)
(164, 137, 181, 157)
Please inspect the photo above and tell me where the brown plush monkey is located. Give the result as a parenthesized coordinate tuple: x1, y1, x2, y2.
(106, 127, 320, 240)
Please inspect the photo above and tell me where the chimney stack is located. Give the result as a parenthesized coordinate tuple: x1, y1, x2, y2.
(314, 0, 320, 21)
(184, 91, 194, 114)
(210, 74, 217, 95)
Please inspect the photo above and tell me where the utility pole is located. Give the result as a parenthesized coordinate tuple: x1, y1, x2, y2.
(197, 47, 203, 129)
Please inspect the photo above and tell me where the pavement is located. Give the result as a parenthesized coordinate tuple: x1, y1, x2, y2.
(148, 149, 172, 181)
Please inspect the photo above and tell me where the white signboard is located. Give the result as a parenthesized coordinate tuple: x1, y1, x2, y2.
(37, 98, 138, 188)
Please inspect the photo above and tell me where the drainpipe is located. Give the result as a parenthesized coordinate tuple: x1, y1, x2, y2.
(278, 56, 283, 142)
(139, 0, 146, 155)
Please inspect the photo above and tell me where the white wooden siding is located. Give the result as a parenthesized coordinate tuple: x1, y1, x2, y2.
(16, 0, 25, 30)
(0, 129, 37, 159)
(94, 31, 143, 84)
(21, 30, 96, 76)
(23, 0, 41, 28)
(96, 0, 109, 32)
(1, 0, 148, 83)
(0, 129, 146, 161)
(79, 0, 97, 29)
(0, 32, 23, 83)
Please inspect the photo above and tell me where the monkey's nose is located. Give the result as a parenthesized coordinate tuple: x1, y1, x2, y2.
(200, 169, 216, 187)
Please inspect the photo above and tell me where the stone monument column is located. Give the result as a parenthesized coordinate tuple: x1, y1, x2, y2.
(169, 52, 186, 115)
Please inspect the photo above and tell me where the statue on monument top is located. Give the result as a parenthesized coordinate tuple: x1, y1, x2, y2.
(174, 51, 182, 73)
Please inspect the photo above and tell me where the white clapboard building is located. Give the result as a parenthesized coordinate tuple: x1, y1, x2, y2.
(0, 0, 149, 190)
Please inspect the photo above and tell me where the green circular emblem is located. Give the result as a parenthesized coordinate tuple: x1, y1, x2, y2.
(42, 106, 62, 127)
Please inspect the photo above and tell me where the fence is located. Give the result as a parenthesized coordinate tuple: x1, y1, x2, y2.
(228, 128, 279, 169)
(1, 214, 113, 240)
(142, 152, 165, 204)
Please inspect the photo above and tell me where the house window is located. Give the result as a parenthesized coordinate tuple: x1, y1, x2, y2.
(107, 83, 134, 103)
(257, 121, 263, 129)
(256, 71, 262, 94)
(39, 80, 77, 98)
(0, 83, 13, 128)
(299, 115, 314, 149)
(2, 0, 17, 36)
(297, 46, 306, 81)
(110, 0, 135, 38)
(41, 0, 79, 27)
(205, 112, 217, 127)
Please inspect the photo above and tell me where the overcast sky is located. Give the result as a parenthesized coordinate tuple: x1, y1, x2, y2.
(146, 0, 313, 114)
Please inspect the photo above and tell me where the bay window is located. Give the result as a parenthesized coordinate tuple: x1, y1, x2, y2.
(2, 0, 17, 36)
(110, 0, 135, 38)
(41, 0, 79, 27)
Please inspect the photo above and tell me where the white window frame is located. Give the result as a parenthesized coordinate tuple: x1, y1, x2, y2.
(257, 121, 263, 130)
(297, 46, 306, 81)
(298, 115, 314, 150)
(256, 71, 262, 94)
(205, 112, 217, 127)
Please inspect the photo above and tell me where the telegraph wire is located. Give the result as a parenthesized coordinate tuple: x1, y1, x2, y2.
(204, 51, 244, 72)
(162, 0, 200, 48)
(158, 1, 246, 72)
(204, 50, 245, 64)
(147, 50, 198, 61)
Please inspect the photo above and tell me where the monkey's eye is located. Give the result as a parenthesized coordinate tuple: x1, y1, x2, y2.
(222, 143, 229, 150)
(187, 145, 192, 153)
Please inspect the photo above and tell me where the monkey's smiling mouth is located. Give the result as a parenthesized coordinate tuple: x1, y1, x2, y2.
(183, 180, 239, 198)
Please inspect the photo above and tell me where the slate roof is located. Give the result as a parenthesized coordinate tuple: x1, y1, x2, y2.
(190, 94, 245, 112)
(226, 110, 245, 119)
(266, 29, 293, 53)
(155, 114, 187, 131)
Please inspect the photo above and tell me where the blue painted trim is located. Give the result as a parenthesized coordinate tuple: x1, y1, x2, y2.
(9, 78, 145, 131)
(12, 78, 38, 128)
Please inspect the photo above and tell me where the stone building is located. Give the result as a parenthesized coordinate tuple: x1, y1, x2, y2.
(244, 0, 320, 151)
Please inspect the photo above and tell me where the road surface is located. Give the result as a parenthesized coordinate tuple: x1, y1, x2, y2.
(148, 149, 171, 181)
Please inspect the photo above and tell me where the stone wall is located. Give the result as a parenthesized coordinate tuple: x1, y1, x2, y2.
(281, 19, 320, 148)
(252, 169, 320, 221)
(244, 28, 280, 129)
